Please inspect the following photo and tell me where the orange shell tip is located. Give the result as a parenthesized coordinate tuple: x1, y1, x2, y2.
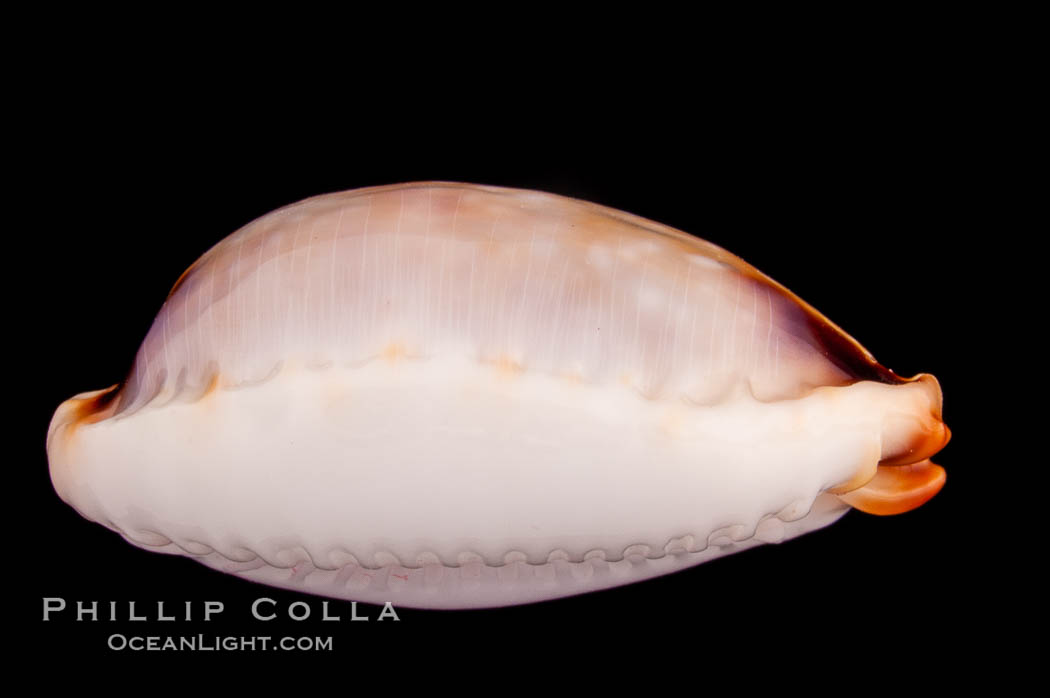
(838, 460, 946, 516)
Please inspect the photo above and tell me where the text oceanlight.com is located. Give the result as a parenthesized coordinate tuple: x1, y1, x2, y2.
(107, 634, 334, 651)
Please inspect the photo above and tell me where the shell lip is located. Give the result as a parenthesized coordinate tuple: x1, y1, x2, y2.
(838, 459, 947, 516)
(835, 390, 950, 516)
(880, 415, 951, 468)
(827, 368, 949, 516)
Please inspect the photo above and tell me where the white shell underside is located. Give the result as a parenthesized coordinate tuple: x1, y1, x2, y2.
(58, 358, 916, 608)
(157, 498, 851, 610)
(48, 183, 935, 608)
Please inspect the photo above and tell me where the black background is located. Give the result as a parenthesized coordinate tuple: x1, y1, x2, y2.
(18, 80, 993, 668)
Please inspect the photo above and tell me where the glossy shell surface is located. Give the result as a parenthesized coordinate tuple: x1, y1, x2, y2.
(46, 182, 949, 608)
